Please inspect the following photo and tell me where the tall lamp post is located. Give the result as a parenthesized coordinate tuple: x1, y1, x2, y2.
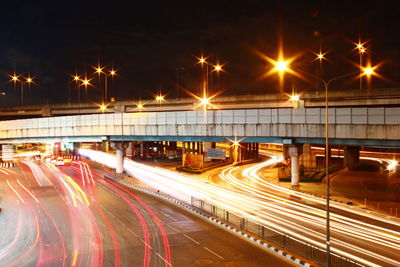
(271, 56, 376, 267)
(10, 74, 33, 106)
(94, 65, 117, 103)
(355, 41, 367, 90)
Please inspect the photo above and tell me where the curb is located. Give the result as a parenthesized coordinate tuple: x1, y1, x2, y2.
(105, 175, 313, 267)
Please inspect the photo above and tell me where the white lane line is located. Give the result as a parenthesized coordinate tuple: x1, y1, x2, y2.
(204, 246, 224, 260)
(139, 238, 152, 250)
(156, 252, 172, 266)
(184, 234, 200, 245)
(167, 224, 180, 233)
(127, 229, 138, 237)
(162, 212, 177, 221)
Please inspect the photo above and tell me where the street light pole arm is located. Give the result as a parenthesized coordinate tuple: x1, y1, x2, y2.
(293, 67, 359, 88)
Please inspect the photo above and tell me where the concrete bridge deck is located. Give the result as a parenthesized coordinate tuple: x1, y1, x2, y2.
(0, 106, 399, 146)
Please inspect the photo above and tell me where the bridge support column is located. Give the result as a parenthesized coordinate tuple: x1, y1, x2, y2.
(288, 145, 302, 186)
(344, 146, 360, 170)
(233, 143, 239, 163)
(111, 142, 129, 174)
(204, 142, 213, 162)
(101, 141, 109, 152)
(140, 142, 144, 158)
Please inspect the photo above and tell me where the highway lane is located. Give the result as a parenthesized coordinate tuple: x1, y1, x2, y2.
(330, 169, 400, 214)
(0, 160, 293, 267)
(80, 149, 400, 266)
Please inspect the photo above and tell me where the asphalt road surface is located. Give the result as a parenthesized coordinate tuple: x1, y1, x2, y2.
(0, 160, 294, 267)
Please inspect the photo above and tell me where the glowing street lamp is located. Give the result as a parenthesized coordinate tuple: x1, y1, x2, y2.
(198, 57, 207, 65)
(275, 60, 288, 72)
(201, 97, 210, 106)
(137, 102, 144, 111)
(92, 64, 118, 102)
(98, 103, 108, 112)
(155, 95, 165, 102)
(314, 50, 327, 90)
(10, 74, 19, 84)
(355, 40, 368, 90)
(214, 64, 223, 72)
(82, 78, 91, 87)
(363, 66, 374, 76)
(289, 94, 300, 102)
(9, 74, 34, 105)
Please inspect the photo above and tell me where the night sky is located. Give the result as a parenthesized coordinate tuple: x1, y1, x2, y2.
(0, 0, 399, 106)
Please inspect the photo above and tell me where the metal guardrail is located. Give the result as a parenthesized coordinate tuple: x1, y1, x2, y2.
(191, 197, 364, 267)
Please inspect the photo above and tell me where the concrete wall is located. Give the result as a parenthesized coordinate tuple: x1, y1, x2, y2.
(0, 107, 399, 142)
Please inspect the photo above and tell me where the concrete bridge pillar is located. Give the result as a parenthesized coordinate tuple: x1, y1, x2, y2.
(111, 142, 129, 174)
(204, 142, 213, 162)
(288, 145, 302, 186)
(101, 141, 109, 152)
(140, 142, 144, 157)
(344, 146, 360, 170)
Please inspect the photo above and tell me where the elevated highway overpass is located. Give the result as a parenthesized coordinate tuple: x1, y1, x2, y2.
(2, 89, 400, 185)
(0, 106, 399, 146)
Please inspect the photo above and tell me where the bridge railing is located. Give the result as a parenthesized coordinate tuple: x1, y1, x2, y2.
(191, 197, 364, 267)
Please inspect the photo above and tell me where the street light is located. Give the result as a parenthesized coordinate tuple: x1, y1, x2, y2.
(354, 40, 367, 90)
(98, 103, 108, 112)
(137, 102, 144, 111)
(289, 94, 300, 102)
(9, 74, 33, 105)
(92, 65, 118, 102)
(155, 95, 165, 102)
(270, 54, 378, 267)
(314, 50, 327, 90)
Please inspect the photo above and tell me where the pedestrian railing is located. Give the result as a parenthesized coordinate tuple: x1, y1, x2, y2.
(191, 197, 364, 267)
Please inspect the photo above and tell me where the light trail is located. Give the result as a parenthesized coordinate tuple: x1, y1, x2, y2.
(79, 149, 400, 266)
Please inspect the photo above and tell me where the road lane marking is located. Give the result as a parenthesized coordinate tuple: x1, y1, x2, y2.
(156, 252, 172, 266)
(167, 224, 180, 233)
(139, 238, 152, 250)
(7, 180, 25, 204)
(72, 250, 78, 266)
(184, 234, 199, 245)
(204, 246, 224, 260)
(127, 229, 138, 237)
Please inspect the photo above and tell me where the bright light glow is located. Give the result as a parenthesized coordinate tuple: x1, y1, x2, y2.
(290, 94, 300, 102)
(137, 103, 144, 110)
(73, 75, 80, 81)
(363, 67, 375, 76)
(26, 77, 32, 83)
(94, 65, 104, 74)
(315, 51, 327, 61)
(99, 104, 107, 112)
(155, 95, 165, 101)
(214, 64, 222, 72)
(387, 160, 398, 171)
(110, 70, 116, 76)
(82, 79, 91, 87)
(201, 97, 209, 105)
(354, 41, 367, 54)
(233, 140, 239, 146)
(275, 61, 288, 72)
(10, 74, 19, 82)
(196, 55, 208, 65)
